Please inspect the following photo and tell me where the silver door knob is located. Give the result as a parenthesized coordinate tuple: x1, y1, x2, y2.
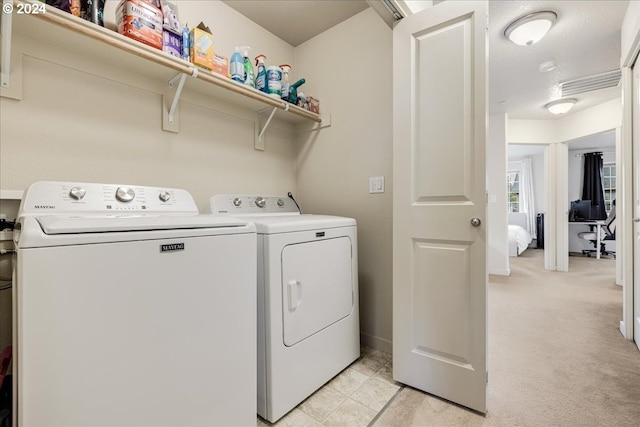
(470, 217, 481, 227)
(634, 218, 640, 223)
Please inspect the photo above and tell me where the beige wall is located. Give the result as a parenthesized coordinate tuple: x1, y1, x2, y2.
(294, 9, 393, 352)
(1, 1, 298, 213)
(508, 99, 622, 145)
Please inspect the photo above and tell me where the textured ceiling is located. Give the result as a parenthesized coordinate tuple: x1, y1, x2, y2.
(488, 0, 628, 120)
(223, 0, 629, 120)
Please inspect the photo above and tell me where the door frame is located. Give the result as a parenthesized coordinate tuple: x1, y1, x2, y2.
(619, 8, 639, 339)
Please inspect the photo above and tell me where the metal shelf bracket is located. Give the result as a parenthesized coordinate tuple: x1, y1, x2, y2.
(255, 106, 278, 150)
(167, 67, 198, 125)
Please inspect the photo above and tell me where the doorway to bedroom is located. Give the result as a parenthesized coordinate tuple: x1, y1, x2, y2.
(507, 143, 547, 263)
(564, 130, 617, 262)
(507, 133, 618, 276)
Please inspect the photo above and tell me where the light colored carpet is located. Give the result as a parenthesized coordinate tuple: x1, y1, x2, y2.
(373, 249, 640, 427)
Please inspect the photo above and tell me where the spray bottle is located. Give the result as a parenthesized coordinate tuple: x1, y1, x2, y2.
(280, 64, 291, 101)
(255, 54, 267, 93)
(230, 46, 245, 83)
(242, 46, 255, 88)
(181, 23, 190, 62)
(288, 78, 306, 105)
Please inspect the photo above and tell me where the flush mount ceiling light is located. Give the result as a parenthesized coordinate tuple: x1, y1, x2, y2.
(545, 98, 577, 115)
(504, 11, 557, 46)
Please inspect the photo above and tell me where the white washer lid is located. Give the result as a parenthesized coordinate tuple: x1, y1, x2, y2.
(243, 214, 355, 234)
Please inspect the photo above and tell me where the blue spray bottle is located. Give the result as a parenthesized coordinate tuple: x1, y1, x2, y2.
(181, 24, 190, 62)
(230, 46, 245, 83)
(255, 54, 267, 93)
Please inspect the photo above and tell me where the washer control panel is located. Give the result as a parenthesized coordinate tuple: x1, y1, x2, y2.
(211, 195, 300, 215)
(20, 181, 199, 215)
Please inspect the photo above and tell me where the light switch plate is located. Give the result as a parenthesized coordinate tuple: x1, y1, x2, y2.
(369, 176, 385, 194)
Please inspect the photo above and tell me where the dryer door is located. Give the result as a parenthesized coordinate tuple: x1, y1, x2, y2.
(282, 237, 353, 346)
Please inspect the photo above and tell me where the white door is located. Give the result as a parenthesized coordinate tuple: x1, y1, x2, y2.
(633, 61, 640, 351)
(392, 0, 488, 414)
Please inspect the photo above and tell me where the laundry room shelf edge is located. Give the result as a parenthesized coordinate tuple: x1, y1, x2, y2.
(2, 1, 323, 130)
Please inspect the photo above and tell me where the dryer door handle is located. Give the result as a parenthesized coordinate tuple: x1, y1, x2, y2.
(287, 280, 302, 312)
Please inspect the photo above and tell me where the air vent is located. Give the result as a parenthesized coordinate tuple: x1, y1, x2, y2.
(367, 0, 408, 28)
(560, 70, 621, 97)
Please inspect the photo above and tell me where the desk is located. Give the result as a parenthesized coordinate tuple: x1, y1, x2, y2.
(570, 221, 605, 259)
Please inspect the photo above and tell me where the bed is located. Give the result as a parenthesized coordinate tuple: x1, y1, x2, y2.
(508, 212, 533, 257)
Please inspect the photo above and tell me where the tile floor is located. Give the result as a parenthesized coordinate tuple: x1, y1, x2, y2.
(257, 346, 401, 427)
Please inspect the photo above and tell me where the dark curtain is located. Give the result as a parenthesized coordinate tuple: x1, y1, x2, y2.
(581, 152, 607, 220)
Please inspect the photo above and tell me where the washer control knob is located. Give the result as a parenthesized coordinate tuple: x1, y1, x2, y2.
(277, 199, 285, 207)
(116, 186, 135, 202)
(255, 197, 266, 208)
(69, 187, 86, 200)
(158, 191, 171, 202)
(233, 198, 242, 207)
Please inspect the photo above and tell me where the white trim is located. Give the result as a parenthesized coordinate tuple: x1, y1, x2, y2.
(544, 145, 557, 270)
(360, 332, 392, 354)
(489, 269, 510, 277)
(620, 69, 634, 340)
(619, 0, 639, 345)
(0, 190, 23, 200)
(556, 143, 569, 272)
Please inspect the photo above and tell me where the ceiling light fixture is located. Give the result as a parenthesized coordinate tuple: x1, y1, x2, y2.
(545, 98, 577, 115)
(504, 11, 557, 46)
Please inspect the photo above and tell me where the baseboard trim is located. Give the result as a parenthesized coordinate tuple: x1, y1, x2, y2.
(489, 268, 510, 278)
(360, 332, 392, 354)
(619, 321, 626, 339)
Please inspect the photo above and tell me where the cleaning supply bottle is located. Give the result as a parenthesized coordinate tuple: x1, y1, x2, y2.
(280, 64, 291, 101)
(266, 66, 282, 98)
(181, 24, 190, 62)
(230, 46, 245, 83)
(288, 78, 305, 105)
(242, 46, 254, 88)
(255, 54, 267, 93)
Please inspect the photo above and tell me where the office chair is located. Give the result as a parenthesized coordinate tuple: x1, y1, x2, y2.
(578, 200, 616, 258)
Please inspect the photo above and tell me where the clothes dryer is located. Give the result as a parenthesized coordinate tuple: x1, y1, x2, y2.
(13, 181, 257, 426)
(211, 195, 360, 423)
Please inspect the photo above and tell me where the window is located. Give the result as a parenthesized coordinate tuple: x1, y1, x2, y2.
(602, 163, 616, 213)
(508, 170, 520, 212)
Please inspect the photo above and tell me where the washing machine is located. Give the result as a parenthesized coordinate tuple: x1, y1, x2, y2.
(210, 195, 360, 423)
(13, 181, 257, 426)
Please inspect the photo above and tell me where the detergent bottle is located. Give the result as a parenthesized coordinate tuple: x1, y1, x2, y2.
(255, 54, 267, 93)
(242, 46, 255, 88)
(280, 64, 291, 101)
(230, 46, 245, 83)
